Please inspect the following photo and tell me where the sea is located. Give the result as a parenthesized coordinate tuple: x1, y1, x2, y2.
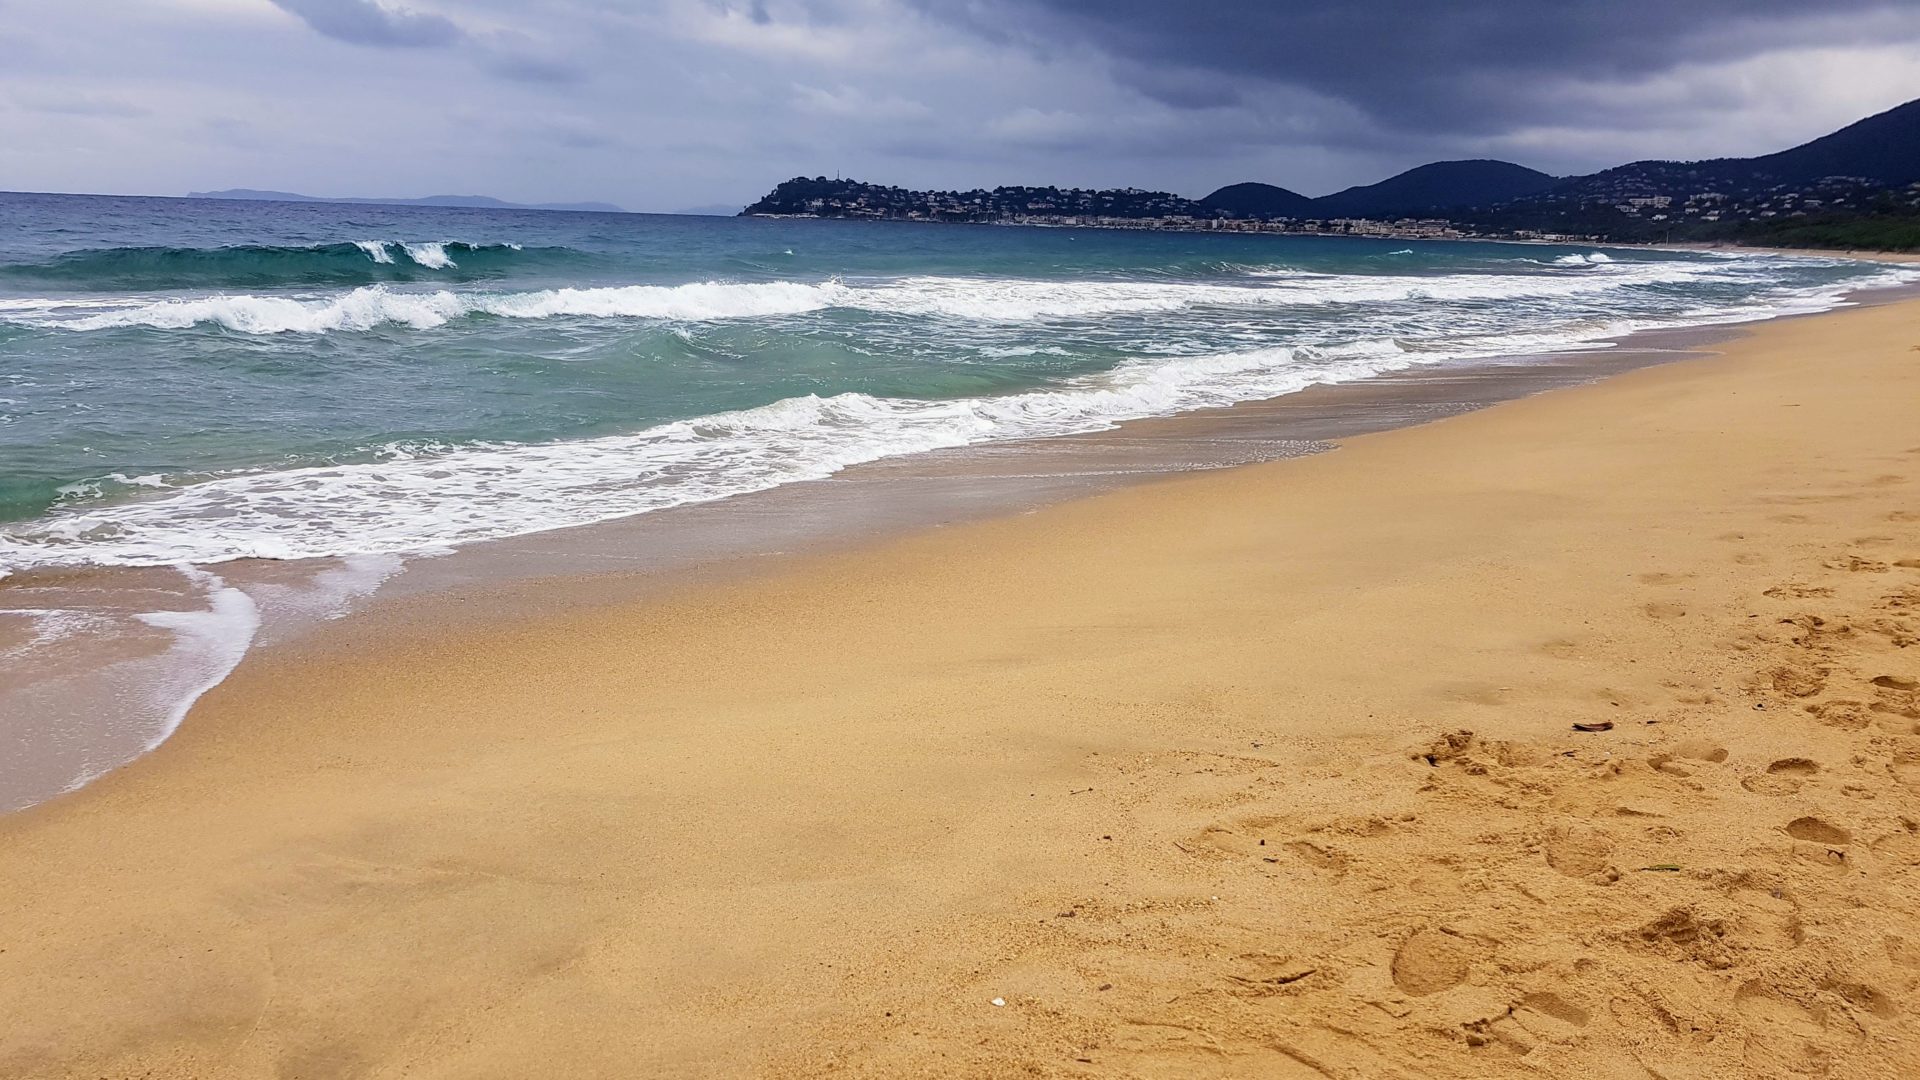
(2, 190, 1916, 809)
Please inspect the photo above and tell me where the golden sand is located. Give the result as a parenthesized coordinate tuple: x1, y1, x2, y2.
(3, 299, 1918, 1078)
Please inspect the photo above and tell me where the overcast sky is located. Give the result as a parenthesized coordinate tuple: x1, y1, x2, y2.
(4, 0, 1918, 211)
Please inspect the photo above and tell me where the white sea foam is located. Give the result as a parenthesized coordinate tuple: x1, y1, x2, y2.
(354, 240, 395, 264)
(1552, 252, 1615, 266)
(246, 552, 404, 636)
(0, 339, 1409, 569)
(48, 281, 848, 333)
(125, 565, 260, 754)
(0, 606, 117, 661)
(402, 242, 455, 269)
(3, 257, 1914, 573)
(25, 260, 1754, 335)
(0, 564, 263, 811)
(12, 269, 1891, 576)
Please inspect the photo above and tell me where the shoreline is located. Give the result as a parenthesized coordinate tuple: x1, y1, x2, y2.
(3, 295, 1918, 1075)
(9, 271, 1915, 813)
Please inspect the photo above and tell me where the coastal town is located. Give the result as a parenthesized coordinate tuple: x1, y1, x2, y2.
(740, 177, 1565, 241)
(743, 173, 1920, 247)
(743, 99, 1920, 250)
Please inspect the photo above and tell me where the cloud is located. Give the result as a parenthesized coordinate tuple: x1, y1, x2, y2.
(1, 0, 1916, 210)
(269, 0, 463, 48)
(476, 29, 586, 84)
(911, 0, 1920, 136)
(11, 89, 151, 118)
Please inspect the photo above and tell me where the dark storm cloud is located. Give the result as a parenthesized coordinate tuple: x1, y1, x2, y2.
(913, 0, 1920, 134)
(270, 0, 465, 49)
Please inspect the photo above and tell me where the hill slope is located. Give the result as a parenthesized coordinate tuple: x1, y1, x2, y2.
(1311, 160, 1557, 218)
(1198, 182, 1315, 218)
(1732, 97, 1920, 185)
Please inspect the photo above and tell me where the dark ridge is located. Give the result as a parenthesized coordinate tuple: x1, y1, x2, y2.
(1310, 160, 1557, 219)
(1198, 182, 1315, 218)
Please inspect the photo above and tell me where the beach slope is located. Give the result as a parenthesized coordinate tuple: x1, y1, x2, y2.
(3, 300, 1919, 1078)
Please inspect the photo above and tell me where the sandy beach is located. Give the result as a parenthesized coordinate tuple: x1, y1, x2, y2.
(4, 295, 1919, 1078)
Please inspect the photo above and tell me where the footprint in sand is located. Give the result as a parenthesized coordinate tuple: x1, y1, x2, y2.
(1894, 758, 1920, 789)
(1870, 825, 1920, 866)
(1765, 664, 1828, 698)
(1221, 951, 1318, 998)
(1784, 816, 1851, 846)
(1805, 699, 1871, 730)
(1544, 823, 1614, 879)
(1673, 739, 1727, 762)
(1390, 928, 1474, 996)
(1284, 839, 1350, 875)
(1827, 555, 1891, 573)
(1635, 908, 1734, 967)
(1517, 992, 1590, 1031)
(1649, 739, 1724, 777)
(1192, 814, 1285, 858)
(1822, 979, 1898, 1019)
(1743, 758, 1819, 796)
(1733, 979, 1872, 1074)
(1538, 637, 1586, 660)
(1735, 980, 1828, 1037)
(1642, 601, 1688, 620)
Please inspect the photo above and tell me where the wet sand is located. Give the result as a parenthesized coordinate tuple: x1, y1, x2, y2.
(3, 298, 1920, 1077)
(0, 319, 1745, 812)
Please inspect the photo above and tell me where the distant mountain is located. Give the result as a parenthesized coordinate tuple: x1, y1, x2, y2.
(742, 95, 1920, 249)
(1309, 160, 1557, 219)
(186, 189, 627, 214)
(1460, 96, 1920, 244)
(741, 177, 1199, 222)
(1742, 97, 1920, 184)
(1198, 182, 1315, 218)
(1508, 97, 1920, 208)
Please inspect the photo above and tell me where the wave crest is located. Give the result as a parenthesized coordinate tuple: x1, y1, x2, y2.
(0, 240, 548, 290)
(23, 260, 1748, 335)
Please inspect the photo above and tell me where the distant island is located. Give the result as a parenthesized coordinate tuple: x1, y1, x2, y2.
(744, 97, 1920, 251)
(187, 189, 628, 214)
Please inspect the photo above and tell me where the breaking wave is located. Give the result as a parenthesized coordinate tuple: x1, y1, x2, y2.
(0, 338, 1430, 568)
(16, 259, 1750, 335)
(0, 240, 552, 289)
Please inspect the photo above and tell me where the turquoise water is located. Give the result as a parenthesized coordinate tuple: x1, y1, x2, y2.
(2, 191, 1913, 573)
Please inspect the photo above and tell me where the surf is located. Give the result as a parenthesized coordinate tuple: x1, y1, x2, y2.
(0, 240, 559, 290)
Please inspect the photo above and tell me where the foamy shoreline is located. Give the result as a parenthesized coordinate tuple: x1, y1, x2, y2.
(4, 273, 1917, 814)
